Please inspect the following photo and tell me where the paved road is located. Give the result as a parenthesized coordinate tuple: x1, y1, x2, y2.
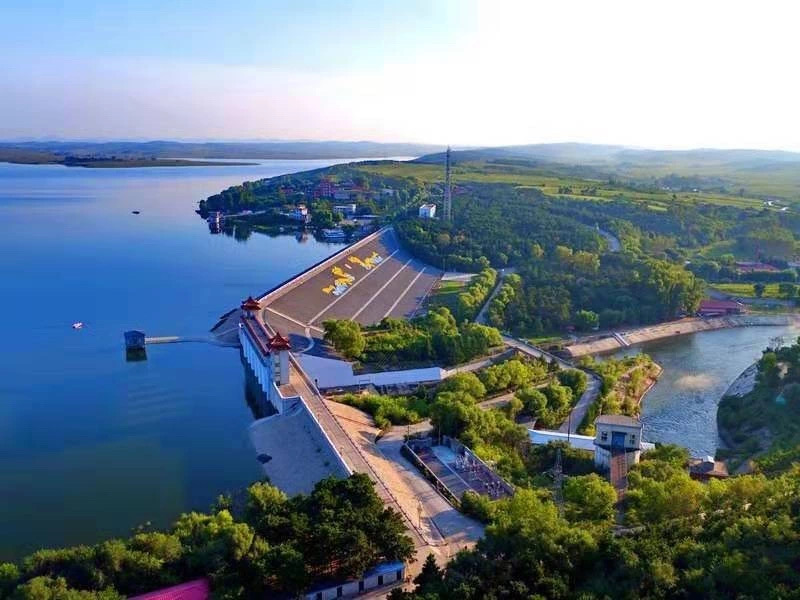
(328, 402, 484, 575)
(597, 227, 621, 252)
(474, 268, 516, 326)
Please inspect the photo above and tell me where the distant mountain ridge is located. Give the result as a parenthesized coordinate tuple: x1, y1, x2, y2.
(415, 142, 800, 169)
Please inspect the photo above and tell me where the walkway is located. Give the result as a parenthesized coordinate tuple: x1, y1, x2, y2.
(474, 267, 516, 326)
(502, 336, 601, 434)
(328, 402, 484, 562)
(597, 227, 621, 252)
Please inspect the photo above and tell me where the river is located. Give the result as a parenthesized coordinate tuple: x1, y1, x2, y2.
(614, 324, 800, 457)
(0, 159, 391, 561)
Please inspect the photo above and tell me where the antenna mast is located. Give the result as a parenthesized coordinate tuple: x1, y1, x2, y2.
(444, 146, 452, 221)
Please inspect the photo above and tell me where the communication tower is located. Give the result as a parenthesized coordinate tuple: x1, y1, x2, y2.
(443, 146, 452, 221)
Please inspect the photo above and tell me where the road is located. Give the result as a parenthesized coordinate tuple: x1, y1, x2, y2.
(597, 227, 621, 252)
(474, 268, 516, 326)
(328, 401, 484, 573)
(501, 336, 601, 434)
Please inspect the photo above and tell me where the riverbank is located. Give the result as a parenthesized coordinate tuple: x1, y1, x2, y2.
(564, 314, 799, 357)
(716, 362, 764, 473)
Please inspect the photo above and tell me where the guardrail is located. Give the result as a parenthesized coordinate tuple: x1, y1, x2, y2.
(402, 443, 461, 508)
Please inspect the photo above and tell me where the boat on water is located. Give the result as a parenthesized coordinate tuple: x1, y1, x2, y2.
(322, 228, 346, 241)
(132, 210, 140, 214)
(72, 322, 84, 329)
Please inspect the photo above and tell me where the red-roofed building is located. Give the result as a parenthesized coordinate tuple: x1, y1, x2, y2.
(316, 178, 335, 198)
(241, 296, 261, 319)
(697, 299, 745, 317)
(268, 331, 292, 351)
(130, 579, 209, 600)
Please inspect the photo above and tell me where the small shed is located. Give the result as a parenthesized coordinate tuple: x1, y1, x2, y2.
(688, 456, 729, 481)
(593, 414, 644, 469)
(124, 330, 146, 351)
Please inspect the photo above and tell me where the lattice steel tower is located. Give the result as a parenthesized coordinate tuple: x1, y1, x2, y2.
(443, 146, 452, 221)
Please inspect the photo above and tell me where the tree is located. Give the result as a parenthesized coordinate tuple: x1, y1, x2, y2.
(626, 470, 705, 525)
(515, 387, 547, 418)
(563, 474, 617, 523)
(437, 372, 486, 399)
(778, 282, 797, 299)
(754, 282, 766, 298)
(574, 310, 599, 331)
(322, 319, 365, 360)
(413, 554, 443, 591)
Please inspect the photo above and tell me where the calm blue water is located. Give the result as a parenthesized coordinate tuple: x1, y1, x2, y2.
(0, 160, 357, 560)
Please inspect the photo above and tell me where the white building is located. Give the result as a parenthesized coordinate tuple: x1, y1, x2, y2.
(528, 415, 654, 468)
(289, 204, 309, 223)
(419, 203, 437, 219)
(333, 203, 357, 217)
(593, 414, 645, 469)
(304, 562, 406, 600)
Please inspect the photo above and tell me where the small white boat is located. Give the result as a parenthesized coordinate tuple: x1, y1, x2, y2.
(72, 322, 84, 330)
(322, 228, 346, 241)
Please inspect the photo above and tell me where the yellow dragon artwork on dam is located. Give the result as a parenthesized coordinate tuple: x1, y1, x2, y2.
(348, 251, 383, 271)
(322, 265, 356, 296)
(322, 252, 384, 296)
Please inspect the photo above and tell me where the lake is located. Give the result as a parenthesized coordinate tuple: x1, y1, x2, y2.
(614, 324, 800, 457)
(0, 159, 373, 561)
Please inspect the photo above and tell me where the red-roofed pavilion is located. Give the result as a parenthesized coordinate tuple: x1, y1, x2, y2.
(267, 331, 291, 351)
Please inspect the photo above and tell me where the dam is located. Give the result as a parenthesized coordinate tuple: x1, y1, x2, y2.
(229, 226, 447, 549)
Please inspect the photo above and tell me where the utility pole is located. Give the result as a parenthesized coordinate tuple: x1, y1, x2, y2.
(444, 146, 452, 221)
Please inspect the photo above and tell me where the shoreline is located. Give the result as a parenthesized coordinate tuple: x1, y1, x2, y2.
(564, 314, 799, 357)
(0, 158, 256, 168)
(716, 362, 758, 451)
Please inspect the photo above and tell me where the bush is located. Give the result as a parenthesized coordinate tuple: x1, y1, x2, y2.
(460, 491, 495, 523)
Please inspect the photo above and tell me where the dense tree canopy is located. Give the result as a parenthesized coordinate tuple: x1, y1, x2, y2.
(392, 450, 800, 600)
(0, 476, 413, 600)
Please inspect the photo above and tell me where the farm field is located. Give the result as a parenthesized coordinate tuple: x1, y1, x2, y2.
(355, 160, 776, 210)
(711, 283, 785, 299)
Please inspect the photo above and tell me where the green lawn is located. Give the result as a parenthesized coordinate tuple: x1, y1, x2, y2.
(355, 160, 774, 210)
(711, 283, 785, 299)
(427, 279, 469, 312)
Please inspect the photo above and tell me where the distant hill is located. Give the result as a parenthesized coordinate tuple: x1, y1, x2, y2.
(0, 140, 442, 161)
(416, 142, 800, 169)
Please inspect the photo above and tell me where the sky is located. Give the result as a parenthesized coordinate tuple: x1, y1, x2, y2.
(1, 0, 798, 150)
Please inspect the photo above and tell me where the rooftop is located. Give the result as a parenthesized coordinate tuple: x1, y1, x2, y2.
(595, 414, 641, 428)
(688, 457, 729, 478)
(698, 299, 744, 310)
(130, 579, 209, 600)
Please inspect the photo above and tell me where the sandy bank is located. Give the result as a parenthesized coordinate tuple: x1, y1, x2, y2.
(565, 314, 799, 357)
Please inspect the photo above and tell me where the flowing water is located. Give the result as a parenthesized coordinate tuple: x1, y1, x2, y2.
(613, 324, 800, 456)
(0, 159, 369, 560)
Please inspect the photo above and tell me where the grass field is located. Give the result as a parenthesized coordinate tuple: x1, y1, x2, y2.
(426, 279, 469, 312)
(356, 160, 775, 210)
(711, 283, 786, 299)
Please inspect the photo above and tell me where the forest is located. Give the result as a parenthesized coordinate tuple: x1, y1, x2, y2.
(718, 337, 800, 468)
(394, 184, 705, 335)
(323, 307, 503, 368)
(0, 475, 413, 600)
(392, 446, 800, 600)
